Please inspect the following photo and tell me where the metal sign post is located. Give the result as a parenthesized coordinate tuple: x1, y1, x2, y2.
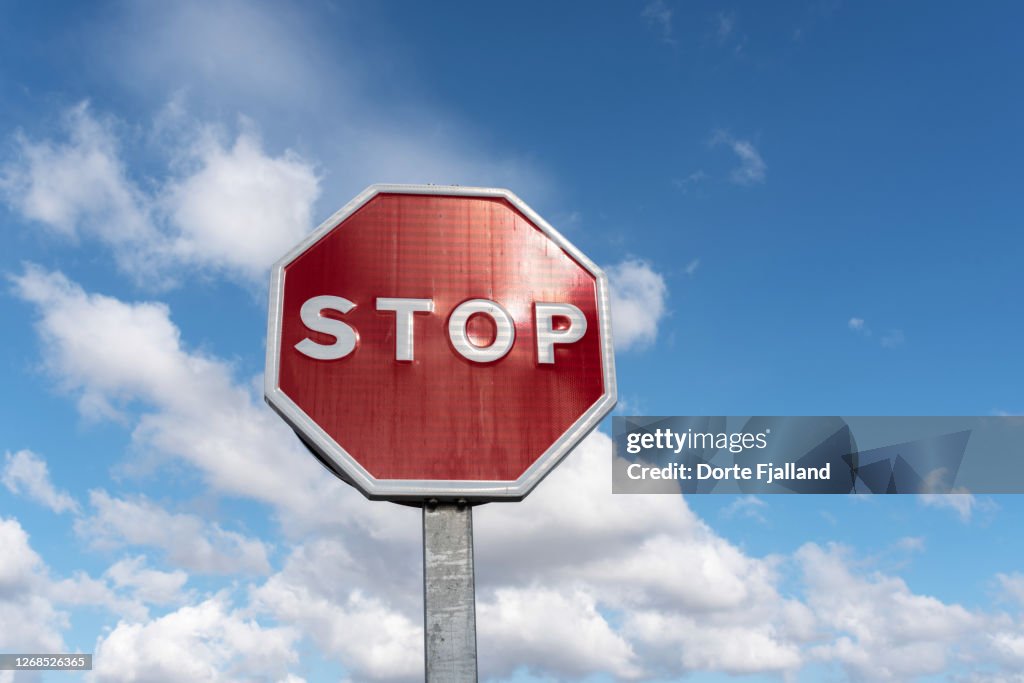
(423, 502, 477, 682)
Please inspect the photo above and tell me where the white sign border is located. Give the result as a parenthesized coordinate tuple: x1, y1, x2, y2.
(265, 184, 617, 502)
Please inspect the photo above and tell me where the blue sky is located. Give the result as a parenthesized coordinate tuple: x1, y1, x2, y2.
(0, 1, 1022, 681)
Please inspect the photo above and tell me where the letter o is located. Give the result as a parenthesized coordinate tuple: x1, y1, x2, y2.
(448, 299, 516, 363)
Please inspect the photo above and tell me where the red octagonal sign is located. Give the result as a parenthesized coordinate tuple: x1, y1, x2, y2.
(265, 185, 616, 501)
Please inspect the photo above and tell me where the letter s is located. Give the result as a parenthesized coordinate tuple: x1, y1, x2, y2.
(295, 295, 357, 360)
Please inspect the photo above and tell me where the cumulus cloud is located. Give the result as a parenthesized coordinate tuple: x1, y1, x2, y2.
(0, 517, 71, 653)
(249, 535, 424, 681)
(9, 4, 1023, 681)
(2, 449, 80, 514)
(623, 610, 803, 675)
(7, 322, 1024, 683)
(104, 556, 189, 607)
(11, 255, 1024, 683)
(240, 431, 811, 681)
(606, 258, 669, 351)
(0, 509, 172, 629)
(1, 554, 305, 682)
(1, 104, 319, 285)
(3, 0, 553, 287)
(798, 542, 980, 680)
(478, 587, 641, 679)
(2, 92, 555, 289)
(11, 259, 997, 680)
(251, 578, 421, 682)
(162, 126, 319, 280)
(0, 103, 153, 245)
(48, 571, 150, 623)
(75, 491, 271, 575)
(712, 130, 766, 185)
(10, 265, 421, 560)
(10, 265, 329, 519)
(472, 433, 811, 679)
(91, 597, 300, 683)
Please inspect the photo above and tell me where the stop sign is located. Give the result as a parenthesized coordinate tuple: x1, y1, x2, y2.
(265, 185, 616, 501)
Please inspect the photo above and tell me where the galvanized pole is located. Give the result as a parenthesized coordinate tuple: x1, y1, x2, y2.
(423, 501, 478, 682)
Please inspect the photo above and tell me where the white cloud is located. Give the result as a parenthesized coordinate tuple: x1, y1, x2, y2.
(2, 449, 80, 514)
(2, 106, 319, 285)
(163, 127, 319, 281)
(0, 517, 69, 652)
(0, 517, 47, 599)
(4, 0, 561, 287)
(623, 610, 803, 674)
(251, 548, 422, 682)
(75, 491, 270, 575)
(0, 517, 189, 646)
(968, 671, 1024, 683)
(606, 258, 669, 351)
(104, 556, 190, 607)
(3, 95, 552, 289)
(11, 4, 1024, 680)
(0, 103, 153, 244)
(0, 103, 160, 281)
(90, 597, 300, 683)
(712, 130, 766, 185)
(48, 571, 150, 622)
(798, 542, 980, 680)
(11, 262, 1024, 682)
(920, 493, 980, 522)
(244, 430, 813, 681)
(9, 263, 420, 574)
(8, 294, 1024, 681)
(10, 266, 322, 517)
(478, 587, 641, 680)
(848, 317, 867, 332)
(10, 242, 1024, 682)
(475, 432, 811, 679)
(0, 517, 177, 629)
